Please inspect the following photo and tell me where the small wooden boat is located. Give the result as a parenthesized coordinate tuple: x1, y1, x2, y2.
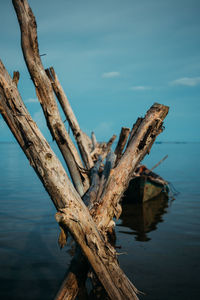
(124, 165, 169, 203)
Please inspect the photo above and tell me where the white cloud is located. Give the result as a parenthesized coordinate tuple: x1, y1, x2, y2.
(170, 77, 200, 87)
(130, 86, 152, 91)
(25, 98, 38, 103)
(102, 71, 120, 78)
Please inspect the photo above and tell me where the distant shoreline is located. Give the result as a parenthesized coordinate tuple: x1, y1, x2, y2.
(0, 141, 200, 144)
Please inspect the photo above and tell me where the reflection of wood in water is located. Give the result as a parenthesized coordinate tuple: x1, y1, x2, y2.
(119, 193, 169, 241)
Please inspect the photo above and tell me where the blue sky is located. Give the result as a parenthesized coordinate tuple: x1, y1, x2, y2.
(0, 0, 200, 142)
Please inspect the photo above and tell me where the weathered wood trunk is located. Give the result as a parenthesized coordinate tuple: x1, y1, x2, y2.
(45, 67, 94, 170)
(0, 57, 169, 299)
(92, 103, 169, 230)
(54, 103, 169, 300)
(12, 0, 89, 197)
(0, 59, 140, 300)
(114, 127, 130, 164)
(0, 1, 170, 300)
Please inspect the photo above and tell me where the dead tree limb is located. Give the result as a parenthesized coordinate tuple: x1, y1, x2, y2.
(95, 151, 116, 204)
(6, 2, 169, 299)
(55, 158, 102, 300)
(92, 103, 169, 230)
(45, 67, 94, 170)
(0, 59, 139, 300)
(91, 131, 97, 150)
(83, 157, 102, 207)
(12, 71, 20, 86)
(91, 134, 117, 161)
(12, 0, 89, 196)
(127, 117, 143, 147)
(54, 103, 169, 300)
(114, 127, 130, 164)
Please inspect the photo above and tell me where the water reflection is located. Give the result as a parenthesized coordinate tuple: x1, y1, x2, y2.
(118, 193, 169, 241)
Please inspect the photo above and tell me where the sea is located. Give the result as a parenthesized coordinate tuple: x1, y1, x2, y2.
(0, 141, 199, 300)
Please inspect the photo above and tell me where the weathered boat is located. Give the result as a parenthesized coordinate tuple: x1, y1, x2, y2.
(124, 165, 169, 203)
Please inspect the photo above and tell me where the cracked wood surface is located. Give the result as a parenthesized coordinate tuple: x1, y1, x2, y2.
(54, 104, 169, 300)
(1, 2, 170, 300)
(12, 0, 89, 196)
(0, 58, 139, 300)
(45, 67, 94, 170)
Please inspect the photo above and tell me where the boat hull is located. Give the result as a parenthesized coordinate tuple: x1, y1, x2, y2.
(124, 176, 168, 203)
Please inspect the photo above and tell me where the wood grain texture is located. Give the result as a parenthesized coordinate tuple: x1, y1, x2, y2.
(0, 58, 139, 300)
(12, 0, 89, 196)
(54, 104, 169, 300)
(46, 67, 94, 170)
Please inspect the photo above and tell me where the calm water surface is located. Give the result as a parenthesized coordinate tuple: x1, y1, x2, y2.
(0, 142, 199, 299)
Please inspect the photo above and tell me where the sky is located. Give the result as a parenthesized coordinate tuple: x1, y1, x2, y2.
(0, 0, 200, 142)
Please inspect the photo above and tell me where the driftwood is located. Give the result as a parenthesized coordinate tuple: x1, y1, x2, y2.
(0, 1, 170, 299)
(45, 67, 94, 170)
(0, 58, 169, 299)
(114, 127, 130, 164)
(0, 60, 139, 300)
(92, 103, 169, 229)
(91, 131, 97, 150)
(54, 103, 168, 300)
(12, 0, 89, 197)
(12, 71, 20, 86)
(90, 134, 117, 162)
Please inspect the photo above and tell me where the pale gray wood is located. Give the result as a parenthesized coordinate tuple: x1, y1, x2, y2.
(46, 67, 94, 170)
(91, 131, 97, 151)
(12, 0, 89, 196)
(92, 103, 169, 229)
(114, 127, 130, 164)
(0, 58, 139, 300)
(54, 104, 169, 300)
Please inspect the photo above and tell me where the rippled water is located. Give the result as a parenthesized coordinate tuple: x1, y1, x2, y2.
(0, 142, 199, 299)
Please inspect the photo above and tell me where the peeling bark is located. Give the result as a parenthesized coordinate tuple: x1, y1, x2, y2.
(92, 103, 169, 230)
(0, 58, 139, 300)
(54, 104, 169, 300)
(0, 2, 170, 300)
